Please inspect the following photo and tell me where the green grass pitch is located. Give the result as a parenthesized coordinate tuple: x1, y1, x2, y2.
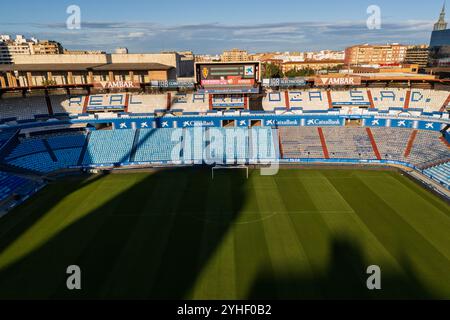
(0, 168, 449, 299)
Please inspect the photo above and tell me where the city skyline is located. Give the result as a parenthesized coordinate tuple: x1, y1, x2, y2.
(0, 0, 446, 54)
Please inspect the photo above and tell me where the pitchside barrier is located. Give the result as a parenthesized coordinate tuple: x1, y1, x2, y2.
(281, 158, 449, 191)
(1, 114, 449, 133)
(77, 158, 449, 191)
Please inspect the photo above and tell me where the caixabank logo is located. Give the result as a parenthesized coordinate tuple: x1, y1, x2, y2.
(306, 118, 342, 126)
(244, 65, 255, 77)
(264, 119, 299, 126)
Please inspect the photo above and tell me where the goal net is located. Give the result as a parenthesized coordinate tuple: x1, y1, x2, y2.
(211, 165, 249, 179)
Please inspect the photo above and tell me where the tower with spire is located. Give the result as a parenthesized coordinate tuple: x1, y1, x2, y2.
(434, 2, 448, 31)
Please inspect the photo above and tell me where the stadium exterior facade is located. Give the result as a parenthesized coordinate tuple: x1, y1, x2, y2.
(0, 52, 194, 88)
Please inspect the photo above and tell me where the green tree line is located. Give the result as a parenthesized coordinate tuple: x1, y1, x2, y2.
(261, 63, 344, 78)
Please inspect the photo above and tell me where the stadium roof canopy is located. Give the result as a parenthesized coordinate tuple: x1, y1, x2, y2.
(91, 63, 172, 71)
(356, 72, 435, 78)
(0, 64, 99, 72)
(0, 63, 173, 72)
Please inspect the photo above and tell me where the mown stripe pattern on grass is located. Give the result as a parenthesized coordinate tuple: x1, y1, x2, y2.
(0, 169, 449, 299)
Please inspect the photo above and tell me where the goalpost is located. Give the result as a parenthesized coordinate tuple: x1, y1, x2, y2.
(211, 165, 249, 179)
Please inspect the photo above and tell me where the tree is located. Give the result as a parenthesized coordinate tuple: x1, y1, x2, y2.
(42, 79, 57, 86)
(284, 67, 315, 77)
(262, 63, 283, 78)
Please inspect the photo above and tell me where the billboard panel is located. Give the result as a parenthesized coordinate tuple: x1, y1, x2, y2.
(201, 79, 255, 86)
(262, 78, 307, 87)
(150, 80, 195, 88)
(315, 76, 362, 86)
(197, 87, 259, 94)
(93, 81, 140, 89)
(195, 62, 260, 87)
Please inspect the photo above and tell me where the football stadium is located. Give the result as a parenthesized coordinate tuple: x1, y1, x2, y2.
(0, 59, 449, 300)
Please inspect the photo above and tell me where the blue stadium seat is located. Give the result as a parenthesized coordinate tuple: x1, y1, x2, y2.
(5, 134, 86, 173)
(83, 130, 135, 165)
(424, 162, 450, 188)
(134, 129, 180, 162)
(6, 139, 46, 159)
(0, 171, 30, 201)
(47, 134, 85, 149)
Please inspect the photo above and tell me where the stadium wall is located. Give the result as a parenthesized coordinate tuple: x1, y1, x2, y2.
(13, 53, 180, 70)
(1, 114, 448, 132)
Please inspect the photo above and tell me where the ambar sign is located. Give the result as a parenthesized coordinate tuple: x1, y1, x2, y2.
(315, 76, 362, 86)
(93, 81, 140, 89)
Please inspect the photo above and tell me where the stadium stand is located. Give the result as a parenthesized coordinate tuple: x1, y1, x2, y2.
(330, 89, 371, 108)
(280, 126, 450, 168)
(0, 88, 448, 120)
(0, 130, 15, 148)
(288, 90, 330, 111)
(8, 152, 61, 173)
(6, 138, 47, 159)
(0, 124, 448, 188)
(47, 134, 86, 149)
(54, 148, 83, 168)
(0, 96, 49, 121)
(50, 95, 84, 115)
(83, 130, 135, 165)
(0, 170, 44, 214)
(408, 130, 450, 168)
(264, 90, 330, 111)
(133, 128, 180, 162)
(263, 88, 449, 112)
(4, 133, 86, 173)
(252, 127, 278, 162)
(408, 90, 449, 113)
(212, 95, 245, 109)
(68, 128, 278, 165)
(370, 128, 412, 161)
(127, 94, 168, 113)
(322, 127, 377, 159)
(424, 162, 450, 188)
(171, 93, 209, 113)
(263, 91, 287, 111)
(279, 127, 325, 158)
(0, 171, 30, 201)
(370, 88, 408, 110)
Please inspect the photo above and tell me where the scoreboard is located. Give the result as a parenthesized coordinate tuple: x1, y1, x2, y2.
(195, 62, 260, 87)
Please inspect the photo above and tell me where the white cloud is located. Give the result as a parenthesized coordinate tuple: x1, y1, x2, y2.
(0, 19, 435, 53)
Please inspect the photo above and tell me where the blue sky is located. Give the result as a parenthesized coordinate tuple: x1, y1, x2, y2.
(0, 0, 446, 53)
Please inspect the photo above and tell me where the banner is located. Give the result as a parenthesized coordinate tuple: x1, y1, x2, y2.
(263, 78, 307, 87)
(197, 87, 259, 94)
(201, 79, 255, 86)
(315, 76, 362, 86)
(93, 81, 140, 89)
(150, 80, 195, 88)
(304, 118, 344, 126)
(332, 102, 371, 106)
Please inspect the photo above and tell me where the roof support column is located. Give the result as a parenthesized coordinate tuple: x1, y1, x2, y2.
(67, 71, 74, 85)
(26, 72, 33, 87)
(6, 72, 17, 87)
(0, 74, 6, 88)
(47, 71, 53, 84)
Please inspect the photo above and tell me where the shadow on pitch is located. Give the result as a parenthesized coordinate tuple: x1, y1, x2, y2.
(0, 168, 441, 299)
(247, 237, 437, 300)
(0, 167, 247, 299)
(0, 174, 105, 254)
